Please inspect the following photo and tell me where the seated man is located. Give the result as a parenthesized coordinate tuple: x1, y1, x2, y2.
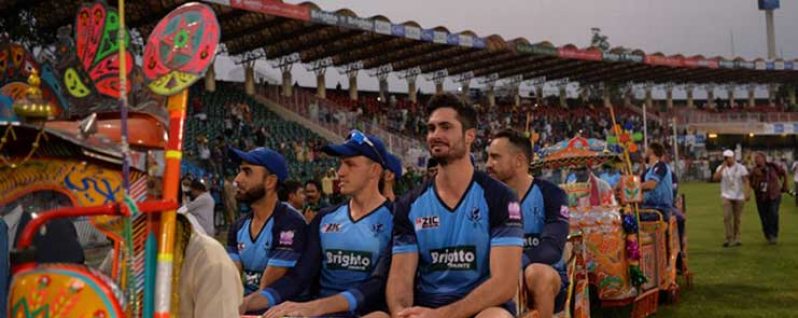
(487, 129, 570, 318)
(387, 94, 523, 318)
(226, 147, 308, 305)
(244, 131, 394, 318)
(640, 142, 675, 220)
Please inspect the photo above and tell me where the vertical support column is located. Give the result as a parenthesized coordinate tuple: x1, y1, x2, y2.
(337, 61, 364, 102)
(349, 74, 358, 101)
(602, 82, 612, 108)
(245, 63, 255, 96)
(789, 85, 797, 108)
(461, 82, 470, 100)
(748, 84, 757, 108)
(316, 73, 326, 98)
(686, 83, 695, 108)
(281, 70, 292, 97)
(535, 84, 544, 106)
(727, 84, 735, 108)
(427, 69, 448, 95)
(514, 84, 521, 107)
(435, 82, 444, 94)
(479, 73, 500, 108)
(558, 84, 568, 108)
(644, 82, 653, 111)
(487, 86, 496, 107)
(369, 64, 393, 102)
(666, 83, 674, 109)
(768, 84, 776, 107)
(408, 78, 417, 103)
(706, 84, 715, 109)
(205, 61, 216, 92)
(379, 78, 389, 101)
(453, 71, 473, 102)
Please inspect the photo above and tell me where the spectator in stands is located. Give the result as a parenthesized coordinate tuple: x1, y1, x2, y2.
(713, 150, 750, 247)
(381, 153, 403, 202)
(303, 180, 329, 222)
(223, 176, 238, 226)
(179, 178, 216, 236)
(321, 169, 335, 197)
(749, 152, 789, 245)
(278, 180, 306, 212)
(227, 147, 307, 303)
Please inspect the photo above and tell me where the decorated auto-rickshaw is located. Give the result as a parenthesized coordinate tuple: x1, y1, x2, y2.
(2, 1, 220, 317)
(529, 128, 688, 317)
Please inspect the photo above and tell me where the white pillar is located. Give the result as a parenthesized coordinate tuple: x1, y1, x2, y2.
(245, 65, 255, 96)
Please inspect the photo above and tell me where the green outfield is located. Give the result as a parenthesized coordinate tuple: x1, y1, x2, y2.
(656, 182, 798, 318)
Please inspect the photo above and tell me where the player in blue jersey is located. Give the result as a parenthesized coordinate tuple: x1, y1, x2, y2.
(244, 130, 393, 318)
(387, 93, 524, 318)
(486, 129, 570, 318)
(640, 142, 674, 218)
(226, 147, 308, 312)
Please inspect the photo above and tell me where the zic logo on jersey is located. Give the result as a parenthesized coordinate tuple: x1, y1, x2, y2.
(325, 249, 373, 272)
(415, 216, 440, 230)
(322, 223, 342, 233)
(524, 234, 540, 248)
(429, 245, 477, 271)
(508, 202, 522, 221)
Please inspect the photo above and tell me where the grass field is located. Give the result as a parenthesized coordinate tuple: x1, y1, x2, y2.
(654, 182, 798, 318)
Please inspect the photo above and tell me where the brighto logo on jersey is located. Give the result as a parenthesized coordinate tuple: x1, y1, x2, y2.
(325, 249, 373, 272)
(429, 245, 477, 271)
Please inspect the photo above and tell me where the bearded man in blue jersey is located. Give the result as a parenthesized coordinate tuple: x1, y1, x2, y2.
(244, 130, 394, 318)
(487, 129, 570, 318)
(387, 93, 524, 318)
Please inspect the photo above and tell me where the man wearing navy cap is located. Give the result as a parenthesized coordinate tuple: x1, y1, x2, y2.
(382, 153, 403, 202)
(227, 147, 308, 314)
(250, 130, 393, 318)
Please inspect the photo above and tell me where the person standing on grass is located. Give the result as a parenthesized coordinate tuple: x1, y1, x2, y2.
(713, 150, 750, 247)
(749, 152, 789, 245)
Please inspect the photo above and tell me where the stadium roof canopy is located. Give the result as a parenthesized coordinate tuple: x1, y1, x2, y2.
(5, 0, 798, 85)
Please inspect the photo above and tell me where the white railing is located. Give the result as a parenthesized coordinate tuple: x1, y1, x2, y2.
(672, 108, 798, 124)
(260, 86, 427, 167)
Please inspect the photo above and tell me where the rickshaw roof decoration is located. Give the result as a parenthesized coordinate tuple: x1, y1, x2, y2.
(532, 135, 620, 170)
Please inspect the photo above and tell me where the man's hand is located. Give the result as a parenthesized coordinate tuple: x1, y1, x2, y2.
(397, 306, 443, 318)
(263, 301, 319, 318)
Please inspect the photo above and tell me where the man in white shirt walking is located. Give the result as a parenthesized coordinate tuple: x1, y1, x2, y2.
(713, 150, 751, 247)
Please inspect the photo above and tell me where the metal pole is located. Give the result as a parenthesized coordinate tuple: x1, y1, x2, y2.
(643, 102, 648, 150)
(672, 116, 679, 179)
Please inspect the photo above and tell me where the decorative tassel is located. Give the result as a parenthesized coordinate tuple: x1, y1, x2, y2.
(626, 238, 641, 261)
(630, 265, 648, 287)
(623, 213, 638, 233)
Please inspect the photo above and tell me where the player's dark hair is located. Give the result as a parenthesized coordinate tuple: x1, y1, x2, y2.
(278, 179, 303, 202)
(493, 129, 533, 163)
(426, 93, 478, 131)
(649, 142, 665, 158)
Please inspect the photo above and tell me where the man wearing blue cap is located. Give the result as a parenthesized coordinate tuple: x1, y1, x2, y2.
(382, 153, 403, 202)
(226, 147, 309, 313)
(248, 130, 393, 318)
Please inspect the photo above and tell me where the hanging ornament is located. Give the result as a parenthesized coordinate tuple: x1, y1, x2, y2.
(629, 265, 647, 287)
(622, 213, 638, 233)
(626, 238, 641, 261)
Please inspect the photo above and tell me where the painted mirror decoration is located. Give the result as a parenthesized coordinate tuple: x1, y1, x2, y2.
(143, 2, 220, 96)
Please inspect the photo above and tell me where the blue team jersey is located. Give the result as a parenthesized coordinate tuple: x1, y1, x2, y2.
(393, 171, 524, 302)
(520, 179, 570, 280)
(642, 161, 674, 213)
(263, 201, 393, 314)
(227, 202, 308, 294)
